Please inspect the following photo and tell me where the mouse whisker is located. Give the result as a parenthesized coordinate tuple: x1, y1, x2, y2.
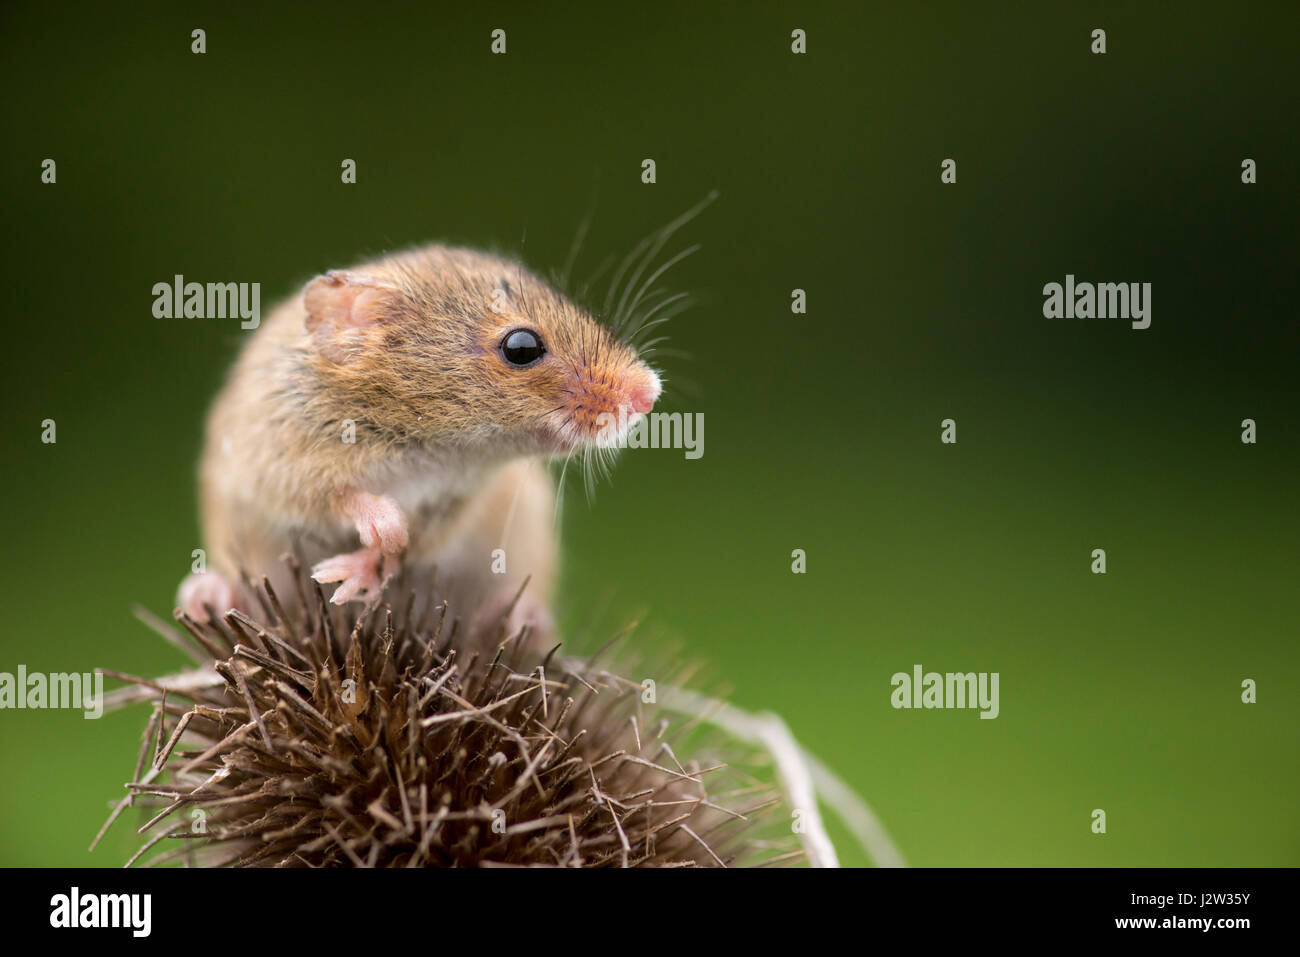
(606, 192, 717, 336)
(626, 299, 696, 350)
(623, 288, 695, 346)
(617, 243, 700, 333)
(575, 252, 615, 307)
(558, 188, 598, 295)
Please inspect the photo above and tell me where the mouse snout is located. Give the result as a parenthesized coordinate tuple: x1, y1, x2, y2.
(554, 362, 661, 447)
(628, 374, 660, 415)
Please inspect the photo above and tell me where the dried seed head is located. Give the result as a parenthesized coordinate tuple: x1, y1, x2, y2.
(99, 561, 800, 868)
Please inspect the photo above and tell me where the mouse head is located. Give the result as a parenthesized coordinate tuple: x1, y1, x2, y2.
(302, 247, 661, 457)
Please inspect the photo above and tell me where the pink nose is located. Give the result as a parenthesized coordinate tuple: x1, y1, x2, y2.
(629, 383, 659, 414)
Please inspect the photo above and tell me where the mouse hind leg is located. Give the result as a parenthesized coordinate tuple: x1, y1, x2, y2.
(176, 569, 241, 622)
(429, 459, 559, 647)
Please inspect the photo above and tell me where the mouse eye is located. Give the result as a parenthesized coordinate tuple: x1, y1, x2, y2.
(501, 328, 546, 367)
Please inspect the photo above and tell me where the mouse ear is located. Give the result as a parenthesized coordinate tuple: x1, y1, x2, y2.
(303, 270, 392, 363)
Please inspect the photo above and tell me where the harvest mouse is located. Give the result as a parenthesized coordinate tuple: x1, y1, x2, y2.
(177, 244, 662, 633)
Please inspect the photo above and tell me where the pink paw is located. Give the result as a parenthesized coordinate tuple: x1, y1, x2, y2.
(343, 490, 408, 554)
(311, 547, 387, 604)
(177, 571, 237, 621)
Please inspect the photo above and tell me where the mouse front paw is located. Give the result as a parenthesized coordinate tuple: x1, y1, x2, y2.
(342, 489, 409, 554)
(311, 547, 390, 604)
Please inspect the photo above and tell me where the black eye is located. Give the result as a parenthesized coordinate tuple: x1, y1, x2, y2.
(501, 329, 545, 367)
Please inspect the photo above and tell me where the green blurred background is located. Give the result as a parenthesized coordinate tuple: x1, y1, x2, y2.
(1, 1, 1296, 866)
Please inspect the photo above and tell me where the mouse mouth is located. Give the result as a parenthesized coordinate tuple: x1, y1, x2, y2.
(538, 405, 647, 454)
